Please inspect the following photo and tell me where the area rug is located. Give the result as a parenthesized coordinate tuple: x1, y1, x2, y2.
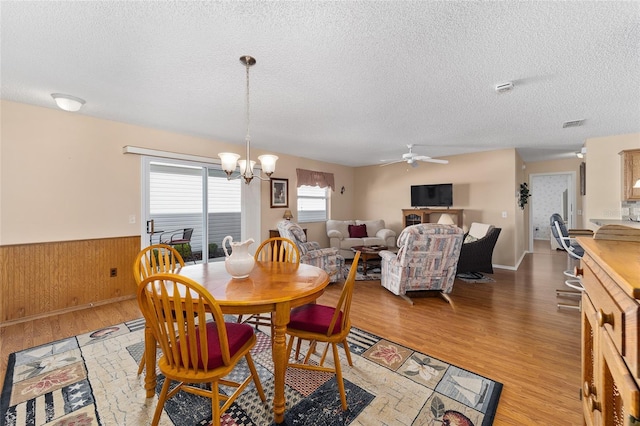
(343, 264, 382, 281)
(456, 273, 496, 284)
(1, 318, 502, 426)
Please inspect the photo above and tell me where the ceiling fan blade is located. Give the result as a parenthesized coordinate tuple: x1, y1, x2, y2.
(414, 156, 449, 164)
(379, 159, 404, 167)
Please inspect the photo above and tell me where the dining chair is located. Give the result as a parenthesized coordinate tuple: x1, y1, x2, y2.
(133, 244, 185, 375)
(137, 273, 266, 426)
(237, 237, 300, 333)
(284, 251, 360, 411)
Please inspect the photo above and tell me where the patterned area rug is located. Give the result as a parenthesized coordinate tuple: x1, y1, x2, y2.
(2, 318, 502, 426)
(344, 264, 382, 281)
(456, 273, 497, 284)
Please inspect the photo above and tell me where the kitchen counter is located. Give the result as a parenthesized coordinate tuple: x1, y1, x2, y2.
(590, 218, 640, 229)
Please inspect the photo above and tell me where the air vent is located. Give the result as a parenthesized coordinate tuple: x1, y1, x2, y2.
(562, 119, 585, 128)
(495, 82, 514, 93)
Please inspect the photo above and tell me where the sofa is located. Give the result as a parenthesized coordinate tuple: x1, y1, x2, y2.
(326, 219, 396, 260)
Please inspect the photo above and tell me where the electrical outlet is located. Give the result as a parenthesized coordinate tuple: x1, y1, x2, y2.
(110, 268, 117, 277)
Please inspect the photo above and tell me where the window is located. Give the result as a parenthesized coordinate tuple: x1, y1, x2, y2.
(297, 185, 328, 222)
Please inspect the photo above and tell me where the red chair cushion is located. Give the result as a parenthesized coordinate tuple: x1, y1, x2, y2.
(288, 304, 343, 335)
(348, 224, 367, 238)
(178, 322, 254, 369)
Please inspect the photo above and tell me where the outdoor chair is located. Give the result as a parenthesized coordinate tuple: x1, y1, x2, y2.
(160, 227, 194, 262)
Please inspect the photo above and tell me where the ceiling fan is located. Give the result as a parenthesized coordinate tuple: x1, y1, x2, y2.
(380, 144, 449, 168)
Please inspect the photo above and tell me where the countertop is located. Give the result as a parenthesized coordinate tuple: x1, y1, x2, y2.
(590, 218, 640, 229)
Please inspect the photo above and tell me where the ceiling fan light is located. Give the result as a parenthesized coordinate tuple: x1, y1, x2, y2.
(51, 93, 85, 112)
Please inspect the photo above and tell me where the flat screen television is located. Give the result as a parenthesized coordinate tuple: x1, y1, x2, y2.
(411, 183, 453, 208)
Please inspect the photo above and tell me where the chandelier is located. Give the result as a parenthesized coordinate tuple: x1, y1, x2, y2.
(218, 56, 278, 184)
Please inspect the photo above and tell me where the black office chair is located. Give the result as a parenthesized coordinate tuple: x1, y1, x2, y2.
(550, 213, 592, 310)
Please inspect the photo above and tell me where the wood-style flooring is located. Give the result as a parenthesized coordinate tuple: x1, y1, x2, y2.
(0, 240, 582, 425)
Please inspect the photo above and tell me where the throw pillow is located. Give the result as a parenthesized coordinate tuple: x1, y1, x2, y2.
(348, 224, 368, 238)
(464, 234, 478, 244)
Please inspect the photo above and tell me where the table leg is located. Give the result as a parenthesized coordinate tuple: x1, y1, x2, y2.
(272, 302, 291, 424)
(144, 325, 157, 398)
(361, 255, 368, 275)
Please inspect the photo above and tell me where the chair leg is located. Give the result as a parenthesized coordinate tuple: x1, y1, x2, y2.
(342, 338, 353, 367)
(245, 353, 266, 402)
(332, 342, 348, 410)
(152, 377, 172, 426)
(137, 356, 146, 375)
(211, 380, 220, 424)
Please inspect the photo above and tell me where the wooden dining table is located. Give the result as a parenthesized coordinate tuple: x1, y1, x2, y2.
(142, 260, 330, 424)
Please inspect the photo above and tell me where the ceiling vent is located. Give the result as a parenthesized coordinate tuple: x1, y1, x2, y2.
(562, 119, 585, 128)
(495, 82, 514, 93)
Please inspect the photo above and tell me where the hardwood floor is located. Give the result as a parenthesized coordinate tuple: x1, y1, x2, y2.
(0, 240, 582, 425)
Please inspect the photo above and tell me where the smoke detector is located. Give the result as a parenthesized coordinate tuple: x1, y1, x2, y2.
(495, 82, 514, 93)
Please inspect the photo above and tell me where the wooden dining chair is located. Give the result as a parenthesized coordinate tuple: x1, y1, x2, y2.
(133, 244, 185, 374)
(284, 251, 360, 410)
(238, 237, 300, 334)
(137, 273, 266, 426)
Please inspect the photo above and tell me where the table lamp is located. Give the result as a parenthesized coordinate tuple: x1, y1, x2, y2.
(283, 210, 293, 220)
(437, 213, 455, 225)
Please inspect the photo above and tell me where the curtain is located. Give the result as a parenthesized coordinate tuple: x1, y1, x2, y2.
(296, 168, 335, 191)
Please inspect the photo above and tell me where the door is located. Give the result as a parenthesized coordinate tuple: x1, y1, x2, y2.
(141, 157, 260, 262)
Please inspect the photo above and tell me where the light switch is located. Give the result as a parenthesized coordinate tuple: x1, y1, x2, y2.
(502, 211, 507, 218)
(129, 214, 136, 224)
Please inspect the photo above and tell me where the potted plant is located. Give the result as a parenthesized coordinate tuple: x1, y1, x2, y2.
(518, 182, 531, 209)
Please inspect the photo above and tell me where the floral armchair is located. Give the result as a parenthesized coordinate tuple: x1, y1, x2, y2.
(379, 223, 464, 303)
(277, 220, 345, 283)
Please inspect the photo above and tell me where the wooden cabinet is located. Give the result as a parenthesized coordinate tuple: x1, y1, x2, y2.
(578, 230, 640, 425)
(401, 208, 464, 228)
(620, 149, 640, 201)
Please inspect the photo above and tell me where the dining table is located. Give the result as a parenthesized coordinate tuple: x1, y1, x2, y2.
(142, 259, 330, 424)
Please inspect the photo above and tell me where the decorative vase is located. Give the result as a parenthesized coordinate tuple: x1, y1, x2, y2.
(222, 236, 255, 279)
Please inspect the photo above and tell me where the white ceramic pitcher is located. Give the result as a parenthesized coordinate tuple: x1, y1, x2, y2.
(222, 236, 255, 279)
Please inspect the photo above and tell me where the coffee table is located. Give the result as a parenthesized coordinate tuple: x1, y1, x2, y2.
(351, 245, 388, 276)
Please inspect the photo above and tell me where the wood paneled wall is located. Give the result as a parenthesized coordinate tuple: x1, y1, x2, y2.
(0, 236, 140, 325)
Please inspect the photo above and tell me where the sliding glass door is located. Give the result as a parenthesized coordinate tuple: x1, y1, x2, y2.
(142, 157, 260, 262)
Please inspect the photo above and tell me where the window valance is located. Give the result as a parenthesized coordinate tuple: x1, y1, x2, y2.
(296, 168, 335, 191)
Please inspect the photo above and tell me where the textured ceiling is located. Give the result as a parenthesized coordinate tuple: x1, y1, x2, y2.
(1, 1, 639, 166)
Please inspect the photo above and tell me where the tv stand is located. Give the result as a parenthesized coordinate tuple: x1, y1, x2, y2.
(402, 208, 464, 228)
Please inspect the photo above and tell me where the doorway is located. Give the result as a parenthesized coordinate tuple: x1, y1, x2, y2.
(529, 172, 576, 252)
(141, 156, 261, 262)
